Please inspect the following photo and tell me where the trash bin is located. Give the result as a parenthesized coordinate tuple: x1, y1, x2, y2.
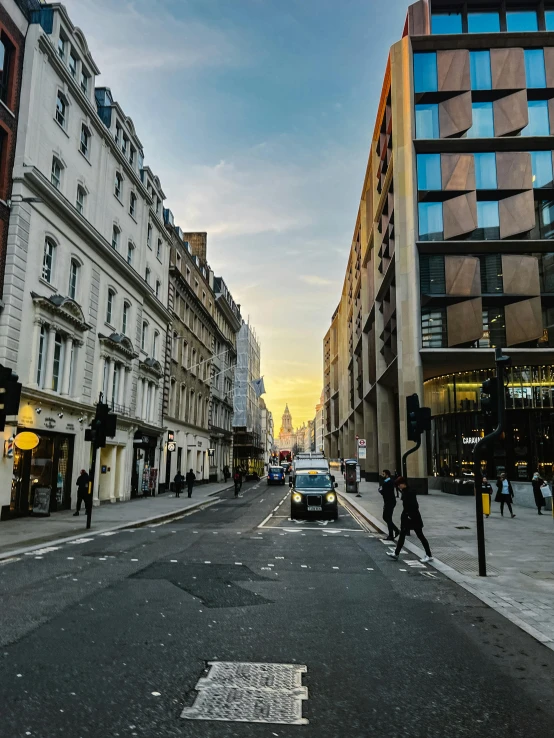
(345, 459, 359, 493)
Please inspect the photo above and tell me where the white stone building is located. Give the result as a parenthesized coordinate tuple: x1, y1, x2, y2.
(315, 390, 325, 453)
(0, 5, 171, 520)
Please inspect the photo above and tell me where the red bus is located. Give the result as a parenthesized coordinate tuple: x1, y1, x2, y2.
(279, 450, 292, 464)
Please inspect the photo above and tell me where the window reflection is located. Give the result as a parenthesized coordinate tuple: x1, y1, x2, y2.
(415, 104, 439, 139)
(523, 101, 550, 137)
(414, 53, 437, 93)
(468, 12, 500, 33)
(506, 11, 538, 32)
(470, 51, 492, 90)
(418, 202, 443, 241)
(467, 102, 494, 138)
(431, 12, 462, 34)
(524, 49, 546, 89)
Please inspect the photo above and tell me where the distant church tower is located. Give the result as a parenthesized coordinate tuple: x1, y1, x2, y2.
(281, 404, 293, 434)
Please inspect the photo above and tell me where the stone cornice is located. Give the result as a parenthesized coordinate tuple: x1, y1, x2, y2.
(31, 292, 91, 332)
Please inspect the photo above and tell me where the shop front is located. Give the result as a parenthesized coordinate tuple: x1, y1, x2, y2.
(131, 430, 159, 497)
(6, 428, 75, 519)
(425, 366, 554, 482)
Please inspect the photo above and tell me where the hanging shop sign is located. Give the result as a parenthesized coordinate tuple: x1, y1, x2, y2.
(14, 431, 40, 451)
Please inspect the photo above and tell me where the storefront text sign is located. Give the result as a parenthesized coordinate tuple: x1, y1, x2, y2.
(14, 431, 40, 450)
(462, 437, 481, 445)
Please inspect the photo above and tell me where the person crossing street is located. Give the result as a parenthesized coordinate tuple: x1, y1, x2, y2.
(379, 469, 400, 540)
(233, 468, 242, 498)
(73, 470, 90, 516)
(386, 476, 433, 563)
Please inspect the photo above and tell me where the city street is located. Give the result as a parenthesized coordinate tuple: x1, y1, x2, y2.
(2, 478, 554, 738)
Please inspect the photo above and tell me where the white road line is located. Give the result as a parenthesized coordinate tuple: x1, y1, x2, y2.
(258, 513, 273, 528)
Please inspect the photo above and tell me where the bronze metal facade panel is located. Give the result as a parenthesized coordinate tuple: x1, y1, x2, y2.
(490, 48, 525, 90)
(441, 153, 475, 191)
(407, 0, 430, 36)
(493, 91, 528, 137)
(443, 192, 477, 240)
(496, 152, 533, 190)
(445, 256, 481, 296)
(505, 297, 543, 346)
(439, 92, 472, 138)
(437, 50, 470, 92)
(549, 99, 554, 135)
(446, 298, 483, 347)
(501, 255, 540, 296)
(499, 190, 535, 239)
(544, 47, 554, 89)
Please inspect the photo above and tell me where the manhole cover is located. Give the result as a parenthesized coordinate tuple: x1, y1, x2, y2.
(182, 662, 308, 725)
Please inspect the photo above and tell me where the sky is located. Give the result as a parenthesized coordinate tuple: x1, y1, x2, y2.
(63, 0, 410, 428)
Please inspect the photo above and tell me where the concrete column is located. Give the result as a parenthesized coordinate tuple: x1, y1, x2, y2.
(363, 400, 379, 481)
(106, 359, 115, 407)
(97, 356, 107, 400)
(118, 366, 126, 408)
(150, 384, 158, 424)
(29, 319, 42, 387)
(136, 377, 143, 419)
(61, 336, 73, 396)
(141, 379, 148, 420)
(43, 325, 57, 391)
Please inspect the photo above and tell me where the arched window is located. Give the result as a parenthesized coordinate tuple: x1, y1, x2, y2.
(147, 222, 152, 247)
(55, 91, 67, 128)
(80, 124, 91, 158)
(112, 225, 120, 250)
(51, 156, 62, 189)
(68, 259, 79, 300)
(114, 171, 123, 199)
(145, 266, 150, 285)
(155, 279, 161, 298)
(122, 301, 130, 335)
(0, 35, 14, 105)
(106, 288, 115, 324)
(172, 331, 178, 362)
(127, 241, 134, 265)
(42, 238, 56, 283)
(141, 321, 148, 351)
(76, 185, 86, 214)
(129, 191, 137, 217)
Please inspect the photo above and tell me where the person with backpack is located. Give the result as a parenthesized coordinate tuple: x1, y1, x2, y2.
(233, 468, 242, 498)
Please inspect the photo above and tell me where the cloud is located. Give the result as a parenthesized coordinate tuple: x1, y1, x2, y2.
(299, 275, 334, 286)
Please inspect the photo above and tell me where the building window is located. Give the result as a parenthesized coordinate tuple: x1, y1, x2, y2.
(42, 238, 56, 283)
(0, 35, 13, 105)
(57, 37, 65, 61)
(129, 191, 137, 217)
(469, 51, 491, 90)
(112, 225, 120, 250)
(122, 301, 130, 335)
(76, 185, 86, 214)
(68, 259, 79, 300)
(476, 201, 500, 239)
(147, 223, 152, 247)
(546, 11, 554, 31)
(525, 49, 546, 89)
(474, 152, 497, 190)
(141, 321, 147, 351)
(531, 152, 554, 189)
(418, 202, 443, 241)
(115, 172, 123, 199)
(417, 154, 441, 190)
(172, 331, 179, 362)
(537, 201, 554, 239)
(415, 104, 439, 139)
(431, 12, 462, 34)
(467, 102, 494, 138)
(480, 254, 503, 294)
(37, 325, 46, 386)
(156, 238, 162, 259)
(69, 53, 77, 78)
(106, 288, 115, 324)
(80, 124, 90, 158)
(182, 341, 188, 368)
(122, 134, 128, 155)
(523, 101, 550, 137)
(80, 69, 89, 95)
(191, 349, 197, 374)
(506, 10, 538, 33)
(145, 266, 150, 284)
(422, 308, 446, 348)
(115, 123, 122, 145)
(420, 255, 445, 295)
(413, 53, 437, 93)
(129, 146, 135, 166)
(52, 332, 63, 391)
(468, 11, 500, 33)
(152, 331, 159, 359)
(155, 279, 161, 298)
(55, 92, 67, 128)
(127, 241, 134, 265)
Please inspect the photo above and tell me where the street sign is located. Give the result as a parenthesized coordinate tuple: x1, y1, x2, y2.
(358, 447, 367, 459)
(357, 438, 366, 447)
(167, 441, 176, 453)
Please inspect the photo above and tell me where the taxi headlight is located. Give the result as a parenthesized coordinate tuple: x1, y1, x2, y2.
(292, 493, 302, 503)
(326, 493, 336, 503)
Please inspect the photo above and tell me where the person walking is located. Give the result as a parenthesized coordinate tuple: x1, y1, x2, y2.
(532, 471, 546, 515)
(482, 475, 493, 517)
(379, 469, 400, 540)
(340, 459, 345, 476)
(223, 465, 230, 482)
(495, 472, 516, 517)
(73, 470, 90, 516)
(233, 468, 242, 498)
(173, 471, 184, 498)
(185, 469, 196, 498)
(386, 476, 433, 563)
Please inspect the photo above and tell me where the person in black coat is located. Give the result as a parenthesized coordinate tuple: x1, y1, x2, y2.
(481, 475, 493, 518)
(386, 477, 433, 562)
(379, 469, 400, 540)
(173, 471, 184, 498)
(495, 473, 516, 518)
(73, 470, 90, 516)
(185, 469, 196, 498)
(532, 472, 546, 515)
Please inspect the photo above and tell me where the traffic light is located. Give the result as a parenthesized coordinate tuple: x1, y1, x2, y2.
(406, 394, 432, 442)
(85, 402, 117, 448)
(0, 365, 22, 432)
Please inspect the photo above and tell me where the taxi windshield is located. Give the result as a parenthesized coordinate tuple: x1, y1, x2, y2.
(295, 473, 333, 489)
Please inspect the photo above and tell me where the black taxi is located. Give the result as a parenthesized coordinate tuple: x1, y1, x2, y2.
(290, 469, 339, 521)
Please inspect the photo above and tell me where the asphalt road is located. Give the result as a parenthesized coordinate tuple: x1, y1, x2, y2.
(1, 478, 554, 738)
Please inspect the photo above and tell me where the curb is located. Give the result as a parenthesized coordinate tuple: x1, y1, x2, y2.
(0, 493, 224, 561)
(338, 490, 554, 653)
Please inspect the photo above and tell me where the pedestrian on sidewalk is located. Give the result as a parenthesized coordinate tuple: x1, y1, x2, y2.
(73, 470, 90, 516)
(340, 459, 345, 476)
(223, 465, 230, 482)
(386, 476, 433, 563)
(174, 471, 184, 498)
(482, 475, 493, 517)
(532, 472, 546, 515)
(392, 469, 400, 498)
(185, 469, 196, 498)
(379, 469, 400, 540)
(495, 473, 516, 517)
(233, 468, 242, 498)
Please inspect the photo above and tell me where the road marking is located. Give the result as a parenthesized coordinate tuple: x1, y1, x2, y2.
(332, 566, 339, 570)
(25, 546, 61, 556)
(235, 562, 243, 566)
(68, 538, 94, 545)
(258, 513, 273, 528)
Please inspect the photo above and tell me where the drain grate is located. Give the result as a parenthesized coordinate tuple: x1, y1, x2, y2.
(182, 662, 308, 725)
(433, 550, 500, 576)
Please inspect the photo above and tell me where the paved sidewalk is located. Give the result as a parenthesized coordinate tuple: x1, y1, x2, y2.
(0, 480, 234, 558)
(339, 480, 554, 652)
